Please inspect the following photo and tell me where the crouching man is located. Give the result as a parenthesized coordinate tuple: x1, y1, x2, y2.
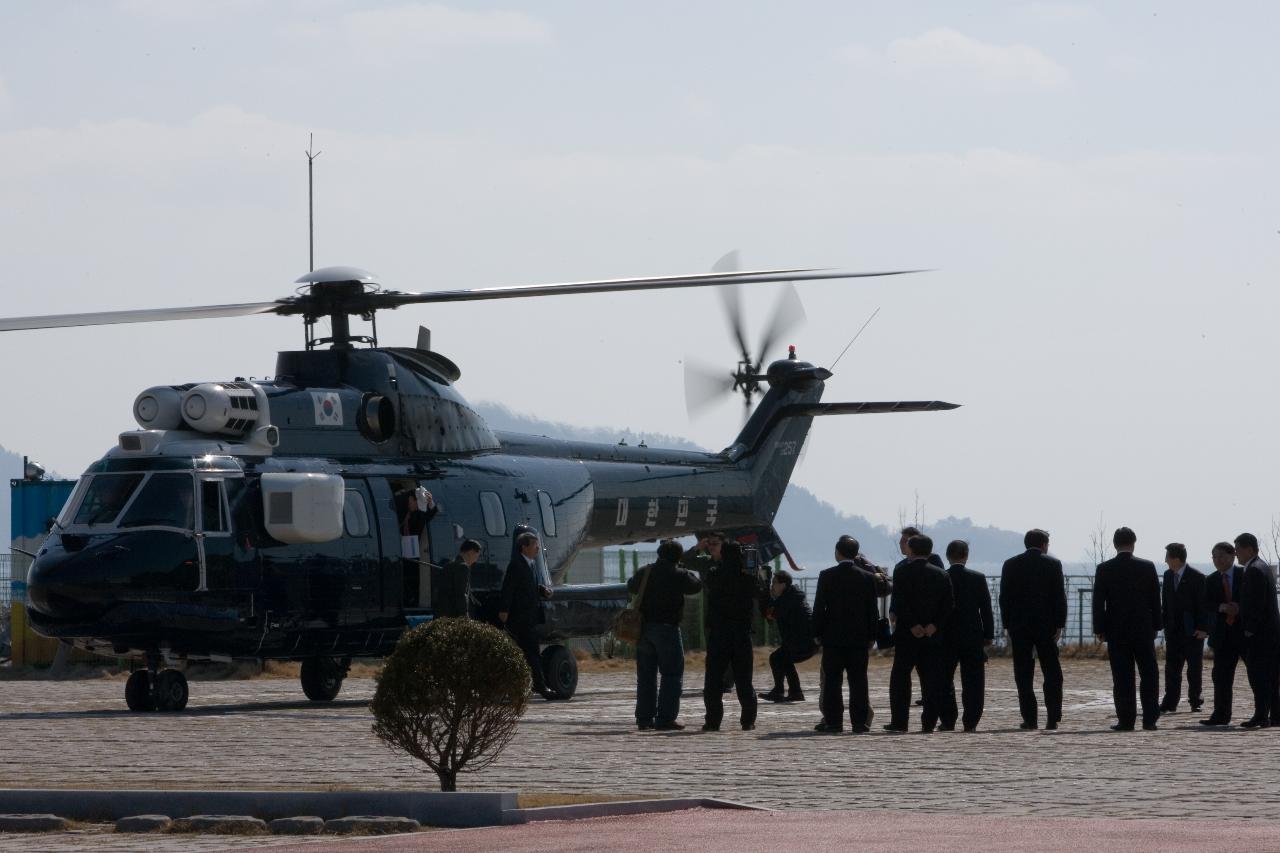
(758, 570, 816, 703)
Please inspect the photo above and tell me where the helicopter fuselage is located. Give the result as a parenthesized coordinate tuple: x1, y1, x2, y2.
(24, 345, 819, 668)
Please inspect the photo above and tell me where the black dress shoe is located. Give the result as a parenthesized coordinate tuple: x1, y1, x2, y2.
(757, 690, 786, 703)
(1019, 721, 1038, 730)
(741, 722, 756, 731)
(1200, 716, 1228, 726)
(1142, 722, 1158, 731)
(1190, 703, 1203, 713)
(850, 724, 870, 734)
(1110, 723, 1135, 731)
(654, 721, 685, 731)
(814, 721, 843, 733)
(1240, 717, 1266, 728)
(1157, 704, 1176, 714)
(1045, 721, 1059, 731)
(701, 723, 720, 732)
(962, 725, 978, 733)
(781, 693, 805, 703)
(637, 722, 655, 730)
(882, 723, 908, 732)
(938, 723, 956, 732)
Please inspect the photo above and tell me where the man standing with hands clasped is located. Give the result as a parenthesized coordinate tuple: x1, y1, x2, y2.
(1158, 542, 1208, 714)
(1201, 542, 1245, 726)
(1093, 527, 1161, 731)
(886, 534, 953, 733)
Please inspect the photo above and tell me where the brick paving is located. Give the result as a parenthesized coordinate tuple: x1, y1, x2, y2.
(0, 657, 1273, 851)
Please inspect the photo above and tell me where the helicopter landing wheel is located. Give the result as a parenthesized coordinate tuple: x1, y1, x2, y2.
(541, 644, 578, 700)
(300, 657, 346, 702)
(125, 670, 155, 712)
(154, 669, 189, 712)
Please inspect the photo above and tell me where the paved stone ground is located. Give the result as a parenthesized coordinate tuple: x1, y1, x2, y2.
(0, 657, 1274, 851)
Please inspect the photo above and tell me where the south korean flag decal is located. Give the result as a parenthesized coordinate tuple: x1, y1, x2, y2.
(312, 391, 344, 426)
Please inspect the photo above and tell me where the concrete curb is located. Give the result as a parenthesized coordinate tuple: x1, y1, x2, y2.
(0, 790, 514, 828)
(501, 797, 766, 824)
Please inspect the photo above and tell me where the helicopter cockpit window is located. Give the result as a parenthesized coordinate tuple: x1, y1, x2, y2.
(343, 489, 371, 537)
(71, 473, 145, 526)
(119, 474, 195, 530)
(479, 491, 506, 537)
(537, 491, 557, 537)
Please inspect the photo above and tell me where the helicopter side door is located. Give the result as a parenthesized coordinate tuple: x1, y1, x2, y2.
(197, 474, 256, 595)
(339, 478, 380, 621)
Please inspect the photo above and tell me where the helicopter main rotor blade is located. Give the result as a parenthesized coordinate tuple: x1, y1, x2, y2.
(0, 301, 285, 332)
(753, 283, 806, 369)
(683, 358, 736, 419)
(377, 268, 926, 307)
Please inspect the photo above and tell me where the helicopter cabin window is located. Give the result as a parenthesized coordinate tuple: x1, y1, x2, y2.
(479, 491, 506, 537)
(119, 474, 194, 530)
(537, 491, 556, 537)
(343, 489, 371, 537)
(199, 480, 228, 534)
(71, 473, 145, 526)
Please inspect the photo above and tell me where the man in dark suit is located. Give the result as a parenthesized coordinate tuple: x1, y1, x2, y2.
(938, 540, 994, 732)
(887, 534, 954, 732)
(1158, 542, 1208, 713)
(812, 537, 879, 732)
(999, 528, 1067, 729)
(435, 539, 480, 618)
(499, 531, 554, 700)
(1093, 526, 1162, 731)
(1233, 532, 1280, 728)
(1201, 541, 1246, 726)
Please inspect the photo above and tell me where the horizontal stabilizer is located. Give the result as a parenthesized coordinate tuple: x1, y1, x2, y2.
(783, 401, 960, 416)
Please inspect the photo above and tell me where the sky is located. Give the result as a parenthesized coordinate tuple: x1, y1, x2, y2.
(0, 1, 1277, 565)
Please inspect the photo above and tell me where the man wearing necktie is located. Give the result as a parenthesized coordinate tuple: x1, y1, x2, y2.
(1159, 542, 1208, 714)
(500, 531, 555, 700)
(1234, 532, 1280, 728)
(1201, 541, 1245, 726)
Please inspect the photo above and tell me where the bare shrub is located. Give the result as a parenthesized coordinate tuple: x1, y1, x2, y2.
(371, 618, 530, 792)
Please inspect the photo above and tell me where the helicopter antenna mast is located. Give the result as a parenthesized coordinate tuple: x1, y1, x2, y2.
(305, 134, 322, 272)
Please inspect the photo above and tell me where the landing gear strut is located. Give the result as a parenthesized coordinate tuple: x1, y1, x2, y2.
(124, 661, 189, 712)
(301, 656, 350, 701)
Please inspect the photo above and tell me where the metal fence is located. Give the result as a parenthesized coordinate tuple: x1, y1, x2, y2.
(0, 554, 11, 609)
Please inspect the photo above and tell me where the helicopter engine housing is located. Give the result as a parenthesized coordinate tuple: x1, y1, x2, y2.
(180, 382, 261, 435)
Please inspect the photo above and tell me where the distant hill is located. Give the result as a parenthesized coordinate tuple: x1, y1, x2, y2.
(474, 402, 1023, 574)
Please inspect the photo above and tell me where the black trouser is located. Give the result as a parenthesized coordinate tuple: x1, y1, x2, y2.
(1209, 638, 1242, 721)
(890, 635, 947, 729)
(507, 622, 546, 693)
(1162, 633, 1204, 710)
(704, 626, 756, 728)
(1107, 636, 1159, 727)
(1243, 636, 1279, 722)
(769, 647, 814, 696)
(940, 643, 987, 729)
(820, 644, 869, 728)
(1009, 631, 1063, 725)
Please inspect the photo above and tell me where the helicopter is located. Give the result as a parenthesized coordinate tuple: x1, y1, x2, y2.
(9, 263, 957, 712)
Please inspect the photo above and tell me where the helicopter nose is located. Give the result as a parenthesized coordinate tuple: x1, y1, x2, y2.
(26, 558, 107, 621)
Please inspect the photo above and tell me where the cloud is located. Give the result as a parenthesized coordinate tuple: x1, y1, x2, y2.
(842, 28, 1072, 94)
